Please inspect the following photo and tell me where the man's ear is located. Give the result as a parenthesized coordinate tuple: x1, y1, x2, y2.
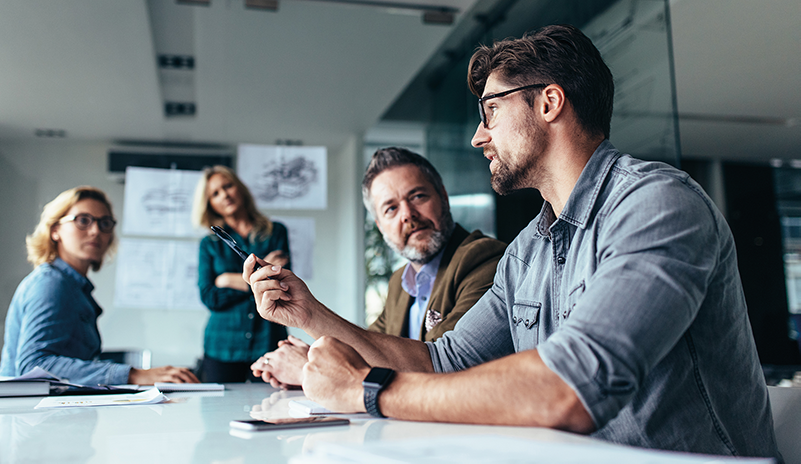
(541, 84, 566, 123)
(374, 219, 383, 234)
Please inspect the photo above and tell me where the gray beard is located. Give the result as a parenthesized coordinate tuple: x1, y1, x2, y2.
(385, 213, 455, 265)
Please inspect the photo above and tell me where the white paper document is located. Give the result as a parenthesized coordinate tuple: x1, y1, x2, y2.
(271, 216, 315, 280)
(291, 434, 775, 464)
(113, 238, 204, 310)
(153, 383, 223, 392)
(5, 366, 61, 381)
(34, 388, 168, 409)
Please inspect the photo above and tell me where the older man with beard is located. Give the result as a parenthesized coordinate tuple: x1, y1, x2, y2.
(251, 147, 506, 388)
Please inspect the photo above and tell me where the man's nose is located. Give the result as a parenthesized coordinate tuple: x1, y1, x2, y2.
(471, 122, 490, 148)
(399, 202, 418, 222)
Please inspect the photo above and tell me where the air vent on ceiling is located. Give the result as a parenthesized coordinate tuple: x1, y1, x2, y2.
(107, 143, 234, 182)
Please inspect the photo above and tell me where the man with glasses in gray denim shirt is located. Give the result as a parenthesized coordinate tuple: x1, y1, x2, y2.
(245, 24, 780, 460)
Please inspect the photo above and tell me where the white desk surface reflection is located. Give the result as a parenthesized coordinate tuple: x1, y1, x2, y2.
(0, 383, 604, 463)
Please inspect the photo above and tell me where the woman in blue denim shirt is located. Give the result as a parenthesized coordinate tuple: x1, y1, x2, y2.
(0, 186, 198, 385)
(192, 166, 289, 382)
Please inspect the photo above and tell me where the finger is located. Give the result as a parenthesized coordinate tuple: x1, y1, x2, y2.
(256, 289, 293, 310)
(250, 263, 284, 283)
(175, 369, 198, 383)
(242, 254, 258, 282)
(251, 278, 289, 295)
(287, 335, 309, 348)
(270, 378, 289, 389)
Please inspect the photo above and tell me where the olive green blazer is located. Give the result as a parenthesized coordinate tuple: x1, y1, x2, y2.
(368, 224, 506, 342)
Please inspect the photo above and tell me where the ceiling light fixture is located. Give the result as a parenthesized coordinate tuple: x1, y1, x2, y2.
(299, 0, 457, 25)
(245, 0, 279, 11)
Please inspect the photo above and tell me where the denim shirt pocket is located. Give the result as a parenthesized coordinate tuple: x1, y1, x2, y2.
(511, 301, 541, 350)
(563, 280, 585, 321)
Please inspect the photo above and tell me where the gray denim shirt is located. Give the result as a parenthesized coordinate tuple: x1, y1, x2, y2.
(428, 141, 779, 459)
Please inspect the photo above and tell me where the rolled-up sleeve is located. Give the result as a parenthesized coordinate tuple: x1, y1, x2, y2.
(538, 176, 720, 428)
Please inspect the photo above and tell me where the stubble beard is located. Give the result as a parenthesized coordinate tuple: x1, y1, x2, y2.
(489, 115, 548, 195)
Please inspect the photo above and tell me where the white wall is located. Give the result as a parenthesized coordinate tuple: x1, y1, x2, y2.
(0, 137, 364, 368)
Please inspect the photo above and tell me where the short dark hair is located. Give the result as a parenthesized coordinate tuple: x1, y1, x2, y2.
(468, 24, 614, 139)
(362, 147, 446, 217)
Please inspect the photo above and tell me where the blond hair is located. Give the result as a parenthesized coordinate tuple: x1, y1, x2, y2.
(191, 166, 273, 240)
(26, 186, 117, 271)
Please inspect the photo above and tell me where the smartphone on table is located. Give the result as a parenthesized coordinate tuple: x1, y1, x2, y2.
(229, 417, 349, 432)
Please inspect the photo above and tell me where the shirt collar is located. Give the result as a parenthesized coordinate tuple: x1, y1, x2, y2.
(400, 248, 446, 297)
(51, 257, 94, 294)
(535, 140, 621, 234)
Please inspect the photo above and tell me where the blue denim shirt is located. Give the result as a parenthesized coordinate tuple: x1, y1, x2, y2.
(0, 258, 130, 385)
(428, 141, 779, 459)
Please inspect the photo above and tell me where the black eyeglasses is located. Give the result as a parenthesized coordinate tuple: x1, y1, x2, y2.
(59, 213, 117, 233)
(478, 83, 548, 128)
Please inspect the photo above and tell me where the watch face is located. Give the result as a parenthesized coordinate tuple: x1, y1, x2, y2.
(363, 367, 394, 387)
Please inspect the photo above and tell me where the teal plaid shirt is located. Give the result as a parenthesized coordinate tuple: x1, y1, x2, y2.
(198, 223, 289, 362)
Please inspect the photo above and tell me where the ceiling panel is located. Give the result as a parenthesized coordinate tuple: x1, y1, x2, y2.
(0, 0, 478, 148)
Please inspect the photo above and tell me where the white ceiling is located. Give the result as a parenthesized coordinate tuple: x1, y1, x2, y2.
(0, 0, 798, 162)
(0, 0, 477, 150)
(670, 0, 801, 161)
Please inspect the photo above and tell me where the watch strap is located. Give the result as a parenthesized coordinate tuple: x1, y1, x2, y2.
(363, 367, 395, 418)
(364, 385, 385, 418)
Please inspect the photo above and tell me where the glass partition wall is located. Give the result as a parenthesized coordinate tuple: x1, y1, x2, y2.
(363, 0, 681, 324)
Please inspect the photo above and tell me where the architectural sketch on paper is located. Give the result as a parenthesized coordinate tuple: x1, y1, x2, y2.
(237, 145, 327, 210)
(254, 156, 318, 203)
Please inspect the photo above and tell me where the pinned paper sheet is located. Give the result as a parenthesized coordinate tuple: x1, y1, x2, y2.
(34, 388, 168, 409)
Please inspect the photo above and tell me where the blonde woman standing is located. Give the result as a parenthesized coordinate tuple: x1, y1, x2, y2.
(193, 166, 290, 382)
(0, 186, 198, 385)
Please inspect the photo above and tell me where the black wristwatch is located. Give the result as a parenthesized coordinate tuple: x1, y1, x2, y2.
(362, 367, 395, 418)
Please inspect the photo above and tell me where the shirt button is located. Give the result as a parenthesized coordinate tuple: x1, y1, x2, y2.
(557, 256, 566, 265)
(245, 332, 252, 339)
(248, 313, 255, 319)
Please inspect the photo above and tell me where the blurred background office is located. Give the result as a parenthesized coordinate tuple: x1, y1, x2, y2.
(0, 0, 799, 372)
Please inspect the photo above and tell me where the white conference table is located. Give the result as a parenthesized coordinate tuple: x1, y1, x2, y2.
(0, 383, 604, 463)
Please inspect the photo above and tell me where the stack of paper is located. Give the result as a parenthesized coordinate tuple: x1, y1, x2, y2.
(0, 367, 60, 397)
(153, 382, 224, 392)
(34, 387, 168, 409)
